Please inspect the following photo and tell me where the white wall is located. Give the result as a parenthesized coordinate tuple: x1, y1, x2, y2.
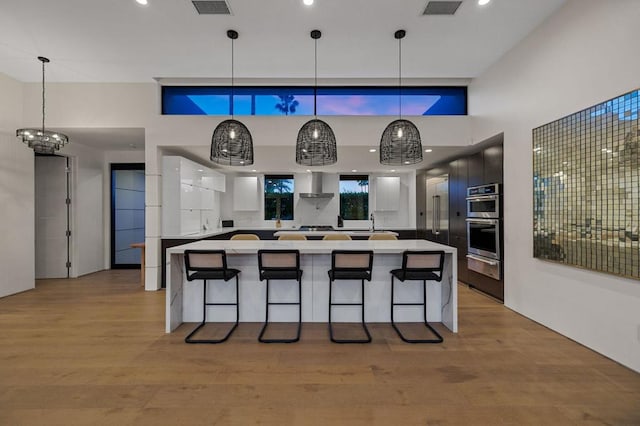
(469, 0, 640, 372)
(0, 73, 34, 298)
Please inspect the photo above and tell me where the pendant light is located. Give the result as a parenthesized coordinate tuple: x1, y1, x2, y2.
(16, 57, 69, 154)
(380, 30, 423, 166)
(210, 30, 254, 166)
(296, 30, 337, 166)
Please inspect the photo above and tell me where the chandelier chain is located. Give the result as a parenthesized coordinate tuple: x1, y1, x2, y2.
(41, 58, 46, 133)
(398, 35, 402, 120)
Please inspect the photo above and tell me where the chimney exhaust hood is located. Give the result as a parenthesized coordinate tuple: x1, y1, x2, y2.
(300, 172, 334, 199)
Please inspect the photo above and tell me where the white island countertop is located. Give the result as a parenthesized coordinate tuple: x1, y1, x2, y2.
(167, 239, 454, 255)
(273, 230, 399, 237)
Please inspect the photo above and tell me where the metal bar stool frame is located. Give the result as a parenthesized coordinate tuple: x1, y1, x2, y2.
(328, 250, 374, 344)
(390, 250, 445, 343)
(183, 250, 240, 344)
(257, 249, 303, 343)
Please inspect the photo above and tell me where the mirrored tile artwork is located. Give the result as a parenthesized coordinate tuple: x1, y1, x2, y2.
(533, 89, 639, 280)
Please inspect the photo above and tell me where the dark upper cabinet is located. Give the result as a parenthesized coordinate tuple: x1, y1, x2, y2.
(467, 151, 484, 187)
(483, 145, 503, 185)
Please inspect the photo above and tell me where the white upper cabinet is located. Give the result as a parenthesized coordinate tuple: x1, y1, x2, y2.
(233, 176, 260, 211)
(375, 176, 400, 211)
(162, 156, 225, 236)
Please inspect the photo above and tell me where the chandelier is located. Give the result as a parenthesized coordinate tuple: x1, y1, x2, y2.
(380, 30, 423, 166)
(16, 57, 69, 154)
(210, 30, 254, 166)
(296, 30, 337, 166)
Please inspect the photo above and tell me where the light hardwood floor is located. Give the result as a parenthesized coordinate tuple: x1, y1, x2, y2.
(0, 270, 639, 425)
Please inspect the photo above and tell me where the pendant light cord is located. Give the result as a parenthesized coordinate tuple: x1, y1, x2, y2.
(398, 36, 402, 120)
(41, 58, 46, 133)
(234, 36, 236, 119)
(314, 36, 317, 118)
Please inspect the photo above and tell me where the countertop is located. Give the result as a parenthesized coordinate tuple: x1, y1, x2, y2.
(167, 239, 456, 255)
(274, 230, 399, 237)
(163, 227, 414, 239)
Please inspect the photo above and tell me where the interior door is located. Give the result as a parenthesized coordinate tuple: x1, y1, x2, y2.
(35, 155, 69, 279)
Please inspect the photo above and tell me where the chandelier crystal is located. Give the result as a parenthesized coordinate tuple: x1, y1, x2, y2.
(16, 57, 69, 154)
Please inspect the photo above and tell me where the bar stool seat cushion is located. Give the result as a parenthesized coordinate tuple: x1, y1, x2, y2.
(390, 269, 440, 282)
(260, 269, 303, 280)
(188, 269, 240, 281)
(328, 270, 371, 281)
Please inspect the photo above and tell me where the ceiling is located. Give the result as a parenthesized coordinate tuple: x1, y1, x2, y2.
(4, 0, 564, 171)
(0, 0, 566, 83)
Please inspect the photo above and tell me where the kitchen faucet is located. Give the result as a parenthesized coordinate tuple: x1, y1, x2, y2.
(370, 213, 375, 231)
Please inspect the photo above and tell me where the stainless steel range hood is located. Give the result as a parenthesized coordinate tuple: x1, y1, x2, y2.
(299, 172, 334, 199)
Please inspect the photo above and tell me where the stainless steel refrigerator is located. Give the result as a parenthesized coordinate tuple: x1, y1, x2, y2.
(425, 175, 449, 245)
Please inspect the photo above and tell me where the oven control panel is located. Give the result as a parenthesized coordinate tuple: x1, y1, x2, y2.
(467, 183, 500, 197)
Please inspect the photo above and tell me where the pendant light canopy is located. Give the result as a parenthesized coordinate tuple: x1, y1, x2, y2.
(296, 30, 337, 166)
(16, 57, 69, 154)
(211, 30, 254, 166)
(380, 30, 423, 166)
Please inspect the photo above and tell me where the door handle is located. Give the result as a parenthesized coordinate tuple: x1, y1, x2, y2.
(466, 254, 498, 266)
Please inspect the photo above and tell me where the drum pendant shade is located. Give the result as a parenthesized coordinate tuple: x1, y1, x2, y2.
(210, 30, 254, 166)
(296, 30, 337, 166)
(380, 30, 423, 166)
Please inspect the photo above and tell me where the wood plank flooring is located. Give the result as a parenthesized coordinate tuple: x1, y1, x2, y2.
(1, 270, 639, 425)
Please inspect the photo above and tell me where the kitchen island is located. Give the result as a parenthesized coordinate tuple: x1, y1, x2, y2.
(165, 239, 457, 334)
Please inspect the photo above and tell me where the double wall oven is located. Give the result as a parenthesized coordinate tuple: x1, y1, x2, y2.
(466, 184, 501, 280)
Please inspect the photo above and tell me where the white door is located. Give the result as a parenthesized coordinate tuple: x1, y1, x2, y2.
(35, 156, 69, 279)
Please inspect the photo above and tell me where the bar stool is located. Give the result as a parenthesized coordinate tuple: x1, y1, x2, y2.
(323, 234, 352, 240)
(327, 250, 374, 343)
(231, 234, 260, 240)
(257, 250, 303, 343)
(390, 250, 445, 343)
(278, 234, 307, 240)
(183, 250, 240, 344)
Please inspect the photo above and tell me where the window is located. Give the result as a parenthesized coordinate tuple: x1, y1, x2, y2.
(264, 175, 294, 220)
(340, 175, 369, 220)
(162, 86, 466, 116)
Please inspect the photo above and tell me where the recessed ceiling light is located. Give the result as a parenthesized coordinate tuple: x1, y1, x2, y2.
(136, 0, 148, 5)
(352, 169, 357, 172)
(390, 170, 396, 172)
(306, 169, 311, 173)
(252, 169, 257, 172)
(478, 0, 491, 5)
(303, 0, 313, 5)
(424, 149, 433, 153)
(197, 169, 204, 172)
(369, 148, 377, 153)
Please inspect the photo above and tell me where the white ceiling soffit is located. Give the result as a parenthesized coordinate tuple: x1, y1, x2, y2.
(163, 145, 467, 173)
(0, 0, 567, 83)
(53, 128, 145, 151)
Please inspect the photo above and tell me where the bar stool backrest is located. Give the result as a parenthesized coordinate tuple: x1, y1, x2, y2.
(231, 234, 260, 240)
(184, 250, 228, 280)
(323, 234, 352, 240)
(402, 251, 445, 281)
(278, 234, 307, 240)
(368, 234, 397, 240)
(258, 250, 300, 271)
(332, 250, 374, 272)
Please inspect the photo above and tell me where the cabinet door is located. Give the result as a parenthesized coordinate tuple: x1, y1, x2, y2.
(233, 176, 260, 211)
(467, 151, 484, 187)
(375, 176, 400, 211)
(483, 145, 503, 185)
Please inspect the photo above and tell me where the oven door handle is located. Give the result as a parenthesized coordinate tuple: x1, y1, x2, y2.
(465, 218, 499, 224)
(466, 254, 499, 266)
(466, 195, 498, 201)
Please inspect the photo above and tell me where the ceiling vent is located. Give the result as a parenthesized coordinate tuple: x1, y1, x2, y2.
(192, 1, 232, 15)
(422, 1, 462, 15)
